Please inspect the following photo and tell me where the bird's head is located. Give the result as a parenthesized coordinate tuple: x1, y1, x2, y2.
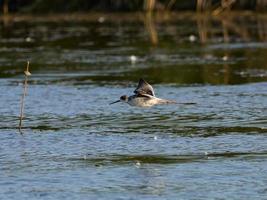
(110, 95, 128, 105)
(120, 95, 128, 102)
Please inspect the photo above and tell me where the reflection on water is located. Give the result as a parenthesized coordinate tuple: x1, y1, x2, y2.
(0, 12, 267, 200)
(0, 12, 267, 84)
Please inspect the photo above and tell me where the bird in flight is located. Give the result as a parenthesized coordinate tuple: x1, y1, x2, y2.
(110, 79, 177, 107)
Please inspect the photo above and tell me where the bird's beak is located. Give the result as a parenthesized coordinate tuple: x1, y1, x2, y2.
(109, 100, 120, 105)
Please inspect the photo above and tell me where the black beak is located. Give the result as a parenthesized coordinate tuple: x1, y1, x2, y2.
(109, 100, 120, 105)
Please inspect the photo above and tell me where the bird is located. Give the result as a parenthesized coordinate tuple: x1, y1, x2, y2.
(110, 79, 177, 107)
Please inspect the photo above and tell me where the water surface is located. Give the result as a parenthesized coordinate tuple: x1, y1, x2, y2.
(0, 12, 267, 200)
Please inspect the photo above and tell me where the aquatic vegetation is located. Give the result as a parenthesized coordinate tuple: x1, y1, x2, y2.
(18, 61, 31, 133)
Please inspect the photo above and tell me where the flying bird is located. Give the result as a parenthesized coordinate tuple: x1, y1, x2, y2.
(110, 79, 177, 107)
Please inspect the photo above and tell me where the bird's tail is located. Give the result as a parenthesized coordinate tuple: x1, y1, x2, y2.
(158, 99, 196, 105)
(158, 98, 177, 104)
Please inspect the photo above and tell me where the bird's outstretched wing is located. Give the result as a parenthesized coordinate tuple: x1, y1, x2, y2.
(134, 78, 155, 96)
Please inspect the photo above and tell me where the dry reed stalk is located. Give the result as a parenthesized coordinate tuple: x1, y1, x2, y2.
(257, 16, 267, 41)
(144, 0, 156, 12)
(166, 0, 176, 10)
(197, 0, 212, 12)
(197, 0, 204, 12)
(217, 16, 250, 41)
(19, 61, 31, 133)
(196, 15, 210, 44)
(3, 0, 8, 15)
(256, 0, 267, 11)
(212, 0, 236, 15)
(144, 12, 158, 45)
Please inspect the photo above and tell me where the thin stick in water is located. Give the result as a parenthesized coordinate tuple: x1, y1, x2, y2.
(19, 61, 31, 133)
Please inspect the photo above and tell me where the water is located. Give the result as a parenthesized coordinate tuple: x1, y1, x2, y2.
(1, 13, 267, 199)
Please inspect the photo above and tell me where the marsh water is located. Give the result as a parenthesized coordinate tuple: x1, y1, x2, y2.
(0, 12, 267, 199)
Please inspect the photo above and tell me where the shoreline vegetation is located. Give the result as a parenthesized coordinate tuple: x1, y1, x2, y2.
(1, 11, 267, 85)
(1, 11, 267, 43)
(0, 0, 267, 14)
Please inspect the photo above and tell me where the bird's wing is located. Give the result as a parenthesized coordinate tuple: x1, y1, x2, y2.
(134, 79, 155, 96)
(136, 93, 151, 98)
